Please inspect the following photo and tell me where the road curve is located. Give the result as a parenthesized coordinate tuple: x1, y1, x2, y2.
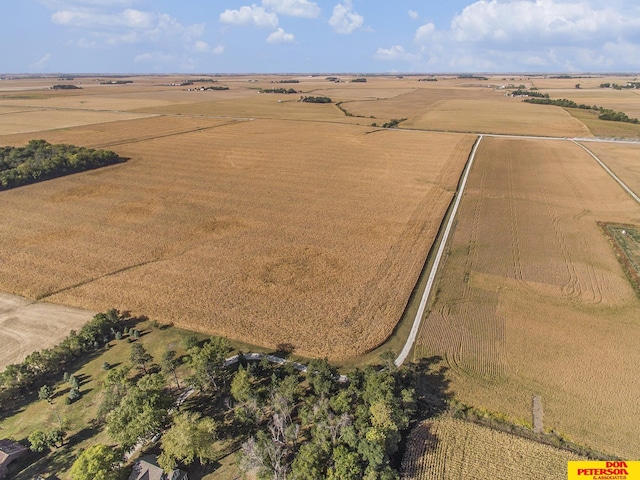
(394, 135, 484, 367)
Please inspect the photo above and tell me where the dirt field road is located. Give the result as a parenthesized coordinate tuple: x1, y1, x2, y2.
(0, 293, 94, 371)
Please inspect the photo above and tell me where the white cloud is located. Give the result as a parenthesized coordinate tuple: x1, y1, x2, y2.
(329, 0, 363, 34)
(408, 10, 419, 20)
(51, 8, 204, 45)
(392, 0, 640, 72)
(212, 44, 225, 55)
(220, 4, 279, 29)
(30, 53, 52, 69)
(374, 45, 418, 62)
(449, 0, 640, 46)
(134, 51, 175, 63)
(52, 9, 153, 28)
(262, 0, 320, 18)
(66, 37, 97, 48)
(38, 0, 138, 9)
(414, 22, 435, 43)
(267, 27, 295, 44)
(193, 40, 211, 53)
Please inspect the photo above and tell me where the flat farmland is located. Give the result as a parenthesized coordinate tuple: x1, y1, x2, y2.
(0, 115, 474, 360)
(403, 98, 593, 137)
(0, 115, 236, 149)
(538, 88, 640, 120)
(135, 93, 370, 124)
(415, 137, 640, 457)
(401, 417, 584, 480)
(0, 109, 153, 135)
(338, 87, 487, 124)
(567, 108, 640, 138)
(580, 141, 640, 193)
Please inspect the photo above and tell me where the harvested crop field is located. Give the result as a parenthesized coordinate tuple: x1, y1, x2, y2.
(0, 293, 93, 371)
(580, 141, 640, 192)
(401, 417, 585, 480)
(0, 111, 474, 360)
(403, 99, 593, 137)
(415, 137, 640, 457)
(0, 109, 152, 135)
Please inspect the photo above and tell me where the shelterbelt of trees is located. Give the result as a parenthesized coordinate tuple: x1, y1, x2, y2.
(0, 139, 123, 190)
(523, 97, 640, 124)
(0, 310, 422, 479)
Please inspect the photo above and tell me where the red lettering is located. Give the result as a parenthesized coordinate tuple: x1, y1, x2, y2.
(606, 461, 628, 468)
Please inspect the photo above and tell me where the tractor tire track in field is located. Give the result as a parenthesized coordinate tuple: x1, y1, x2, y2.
(34, 259, 164, 301)
(92, 117, 246, 148)
(395, 135, 483, 367)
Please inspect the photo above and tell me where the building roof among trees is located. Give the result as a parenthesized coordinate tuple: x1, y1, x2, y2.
(0, 439, 29, 479)
(128, 455, 187, 480)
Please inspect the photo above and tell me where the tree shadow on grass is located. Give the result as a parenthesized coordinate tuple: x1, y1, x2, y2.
(10, 426, 99, 480)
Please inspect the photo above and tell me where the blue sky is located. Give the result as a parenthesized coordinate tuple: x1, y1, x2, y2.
(2, 0, 640, 73)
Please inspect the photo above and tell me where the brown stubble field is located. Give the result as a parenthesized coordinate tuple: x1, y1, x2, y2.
(0, 87, 475, 359)
(401, 417, 585, 480)
(415, 136, 640, 457)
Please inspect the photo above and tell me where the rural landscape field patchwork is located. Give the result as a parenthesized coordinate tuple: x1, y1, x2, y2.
(1, 74, 640, 477)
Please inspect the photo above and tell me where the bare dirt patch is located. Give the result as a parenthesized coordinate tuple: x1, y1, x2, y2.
(0, 293, 93, 371)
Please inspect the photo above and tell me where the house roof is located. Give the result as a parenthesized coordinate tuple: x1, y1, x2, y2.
(0, 439, 28, 463)
(128, 455, 187, 480)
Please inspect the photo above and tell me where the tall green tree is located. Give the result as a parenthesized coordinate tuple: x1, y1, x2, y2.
(106, 373, 170, 449)
(69, 444, 122, 480)
(184, 337, 231, 394)
(130, 342, 153, 375)
(161, 350, 181, 389)
(158, 411, 218, 471)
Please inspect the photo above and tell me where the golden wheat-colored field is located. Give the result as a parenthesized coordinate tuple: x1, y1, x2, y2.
(401, 417, 585, 480)
(0, 105, 474, 359)
(415, 136, 640, 457)
(579, 142, 640, 194)
(2, 74, 640, 462)
(404, 98, 593, 136)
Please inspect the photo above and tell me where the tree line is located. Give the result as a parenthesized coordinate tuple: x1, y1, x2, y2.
(0, 309, 128, 409)
(0, 139, 123, 190)
(524, 98, 639, 124)
(3, 310, 426, 479)
(301, 96, 332, 104)
(84, 336, 419, 479)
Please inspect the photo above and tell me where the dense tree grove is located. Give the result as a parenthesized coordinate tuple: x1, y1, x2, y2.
(233, 358, 417, 479)
(261, 88, 298, 94)
(0, 139, 123, 190)
(69, 444, 123, 480)
(301, 96, 332, 103)
(3, 308, 423, 479)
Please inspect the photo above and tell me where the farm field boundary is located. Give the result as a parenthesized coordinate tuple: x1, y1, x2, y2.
(0, 293, 94, 371)
(401, 417, 586, 480)
(395, 135, 483, 367)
